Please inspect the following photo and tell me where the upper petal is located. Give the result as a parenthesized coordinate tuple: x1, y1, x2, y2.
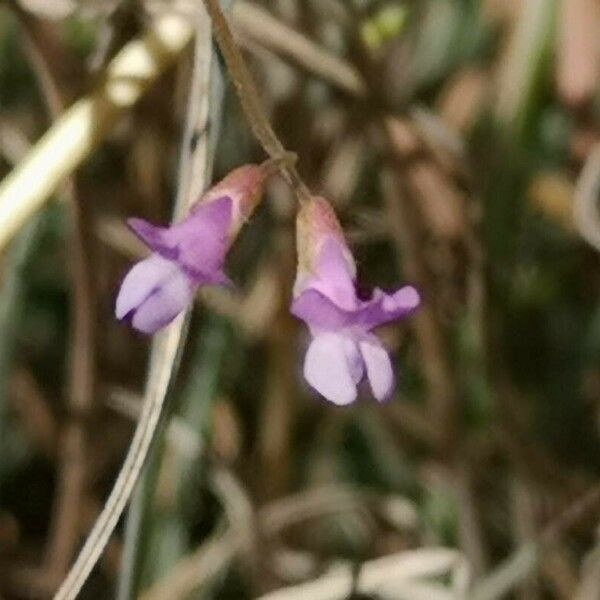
(312, 237, 357, 304)
(296, 237, 358, 311)
(127, 196, 233, 281)
(171, 196, 233, 276)
(358, 336, 395, 402)
(127, 218, 173, 257)
(303, 333, 360, 406)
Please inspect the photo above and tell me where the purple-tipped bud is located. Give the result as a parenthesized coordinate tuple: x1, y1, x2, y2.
(292, 197, 420, 406)
(116, 164, 268, 334)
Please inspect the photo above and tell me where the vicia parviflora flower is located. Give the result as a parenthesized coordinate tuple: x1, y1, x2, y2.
(116, 164, 268, 333)
(291, 197, 421, 406)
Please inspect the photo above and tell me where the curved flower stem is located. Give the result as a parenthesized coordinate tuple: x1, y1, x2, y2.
(116, 7, 227, 596)
(52, 11, 202, 600)
(201, 0, 311, 203)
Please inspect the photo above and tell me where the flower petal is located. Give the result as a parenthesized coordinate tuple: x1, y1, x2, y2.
(115, 253, 196, 333)
(130, 265, 196, 334)
(116, 254, 173, 320)
(309, 237, 357, 309)
(291, 285, 420, 332)
(303, 333, 360, 405)
(127, 197, 233, 282)
(359, 336, 395, 402)
(291, 289, 353, 330)
(355, 285, 421, 329)
(171, 196, 233, 276)
(344, 335, 365, 384)
(127, 218, 173, 256)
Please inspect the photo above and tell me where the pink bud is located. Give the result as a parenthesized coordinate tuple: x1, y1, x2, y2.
(201, 164, 269, 238)
(295, 196, 355, 280)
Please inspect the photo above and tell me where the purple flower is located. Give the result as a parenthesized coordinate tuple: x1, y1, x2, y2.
(291, 197, 420, 405)
(116, 164, 267, 333)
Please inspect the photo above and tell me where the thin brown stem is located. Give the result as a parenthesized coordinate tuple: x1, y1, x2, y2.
(201, 0, 311, 203)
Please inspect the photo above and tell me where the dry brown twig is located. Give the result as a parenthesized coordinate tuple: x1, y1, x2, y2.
(201, 0, 311, 203)
(557, 0, 600, 107)
(257, 232, 297, 500)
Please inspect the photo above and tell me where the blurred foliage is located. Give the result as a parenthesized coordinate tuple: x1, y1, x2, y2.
(1, 0, 600, 599)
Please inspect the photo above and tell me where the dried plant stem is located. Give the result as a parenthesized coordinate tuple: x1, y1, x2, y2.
(51, 10, 201, 600)
(230, 2, 365, 99)
(116, 5, 224, 596)
(257, 549, 466, 600)
(201, 0, 311, 203)
(202, 0, 282, 158)
(258, 232, 296, 500)
(54, 322, 186, 600)
(0, 12, 194, 253)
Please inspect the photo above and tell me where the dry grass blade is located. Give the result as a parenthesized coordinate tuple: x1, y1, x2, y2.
(54, 322, 187, 600)
(495, 0, 556, 125)
(52, 6, 215, 600)
(140, 487, 368, 600)
(232, 1, 366, 98)
(116, 4, 224, 595)
(257, 549, 468, 600)
(0, 12, 194, 253)
(575, 544, 600, 600)
(574, 143, 600, 251)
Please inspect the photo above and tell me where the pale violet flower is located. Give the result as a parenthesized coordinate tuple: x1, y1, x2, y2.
(291, 197, 420, 405)
(116, 164, 267, 333)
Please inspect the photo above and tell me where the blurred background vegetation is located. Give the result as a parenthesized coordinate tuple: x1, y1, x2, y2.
(1, 0, 600, 598)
